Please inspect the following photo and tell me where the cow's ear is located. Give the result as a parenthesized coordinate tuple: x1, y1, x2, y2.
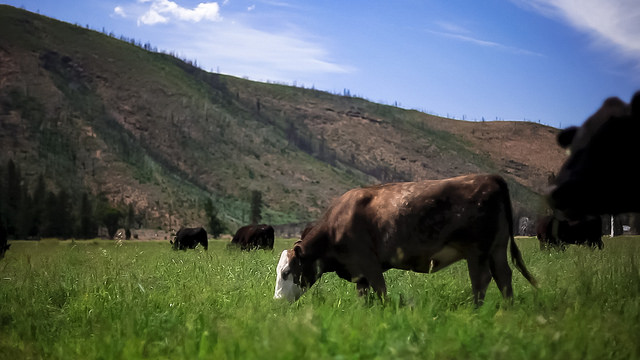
(557, 127, 578, 149)
(294, 244, 303, 258)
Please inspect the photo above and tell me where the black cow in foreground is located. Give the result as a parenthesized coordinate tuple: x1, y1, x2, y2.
(536, 215, 603, 250)
(171, 227, 208, 250)
(548, 91, 640, 219)
(230, 224, 274, 250)
(274, 174, 537, 305)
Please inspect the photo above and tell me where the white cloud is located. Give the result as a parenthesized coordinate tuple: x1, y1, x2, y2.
(137, 0, 222, 26)
(247, 5, 256, 12)
(114, 1, 352, 81)
(172, 20, 353, 80)
(428, 23, 545, 57)
(514, 0, 640, 64)
(138, 9, 168, 25)
(434, 21, 471, 35)
(113, 6, 127, 18)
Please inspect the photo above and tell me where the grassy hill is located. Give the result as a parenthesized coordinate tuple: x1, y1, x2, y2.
(0, 5, 565, 232)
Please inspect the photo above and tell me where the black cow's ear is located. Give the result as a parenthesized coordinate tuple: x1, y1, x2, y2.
(557, 127, 578, 149)
(294, 245, 303, 258)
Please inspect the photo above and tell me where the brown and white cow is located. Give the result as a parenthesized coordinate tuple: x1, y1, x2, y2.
(274, 174, 537, 304)
(548, 91, 640, 219)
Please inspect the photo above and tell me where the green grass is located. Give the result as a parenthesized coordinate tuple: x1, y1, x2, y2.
(1, 237, 639, 359)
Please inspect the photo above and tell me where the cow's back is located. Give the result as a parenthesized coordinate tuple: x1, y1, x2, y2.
(257, 225, 275, 249)
(231, 224, 274, 250)
(232, 226, 253, 247)
(175, 227, 207, 250)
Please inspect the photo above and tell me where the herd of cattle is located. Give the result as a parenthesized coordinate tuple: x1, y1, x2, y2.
(1, 91, 638, 305)
(170, 224, 276, 251)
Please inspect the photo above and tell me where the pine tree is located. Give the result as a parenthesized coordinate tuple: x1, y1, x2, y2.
(124, 203, 135, 240)
(41, 191, 58, 238)
(57, 189, 74, 239)
(78, 192, 98, 239)
(5, 160, 21, 237)
(31, 175, 46, 237)
(101, 207, 122, 240)
(250, 190, 262, 225)
(15, 184, 32, 239)
(204, 198, 225, 238)
(95, 193, 122, 239)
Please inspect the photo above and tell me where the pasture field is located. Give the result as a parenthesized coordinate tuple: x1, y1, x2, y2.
(0, 237, 639, 359)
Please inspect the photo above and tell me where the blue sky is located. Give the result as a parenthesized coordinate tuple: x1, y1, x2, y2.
(3, 0, 639, 128)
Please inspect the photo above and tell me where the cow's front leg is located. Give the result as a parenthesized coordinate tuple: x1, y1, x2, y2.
(467, 255, 492, 306)
(356, 279, 369, 296)
(355, 266, 387, 299)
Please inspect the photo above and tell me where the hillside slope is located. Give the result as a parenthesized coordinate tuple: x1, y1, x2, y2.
(0, 5, 565, 231)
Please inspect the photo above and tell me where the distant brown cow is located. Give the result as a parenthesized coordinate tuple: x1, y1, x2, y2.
(274, 174, 537, 304)
(548, 91, 640, 219)
(231, 224, 274, 250)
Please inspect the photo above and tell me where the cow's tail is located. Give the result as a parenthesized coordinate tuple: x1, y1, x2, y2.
(498, 177, 538, 289)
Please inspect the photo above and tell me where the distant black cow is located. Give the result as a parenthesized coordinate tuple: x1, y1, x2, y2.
(171, 227, 208, 250)
(230, 224, 274, 250)
(0, 220, 9, 260)
(548, 91, 640, 219)
(536, 215, 603, 250)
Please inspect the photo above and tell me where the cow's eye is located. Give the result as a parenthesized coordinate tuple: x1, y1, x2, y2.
(282, 269, 290, 280)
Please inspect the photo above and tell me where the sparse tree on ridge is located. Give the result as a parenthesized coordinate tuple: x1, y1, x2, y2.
(79, 192, 98, 239)
(204, 198, 225, 238)
(250, 190, 262, 225)
(125, 203, 135, 240)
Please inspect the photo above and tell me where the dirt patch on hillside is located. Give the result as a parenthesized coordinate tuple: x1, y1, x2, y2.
(428, 118, 565, 191)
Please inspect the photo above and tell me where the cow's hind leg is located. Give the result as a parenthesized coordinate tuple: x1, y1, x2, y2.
(366, 267, 387, 299)
(356, 279, 369, 296)
(591, 237, 604, 250)
(488, 247, 513, 300)
(353, 265, 387, 300)
(467, 255, 492, 305)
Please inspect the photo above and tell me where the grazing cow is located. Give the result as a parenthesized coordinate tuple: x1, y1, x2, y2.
(171, 227, 208, 250)
(548, 91, 640, 219)
(230, 224, 274, 250)
(274, 174, 537, 304)
(536, 215, 603, 250)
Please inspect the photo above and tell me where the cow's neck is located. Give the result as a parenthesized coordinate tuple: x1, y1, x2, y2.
(300, 228, 328, 259)
(302, 231, 332, 276)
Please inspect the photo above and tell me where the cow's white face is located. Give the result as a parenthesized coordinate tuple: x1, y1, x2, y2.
(274, 249, 305, 302)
